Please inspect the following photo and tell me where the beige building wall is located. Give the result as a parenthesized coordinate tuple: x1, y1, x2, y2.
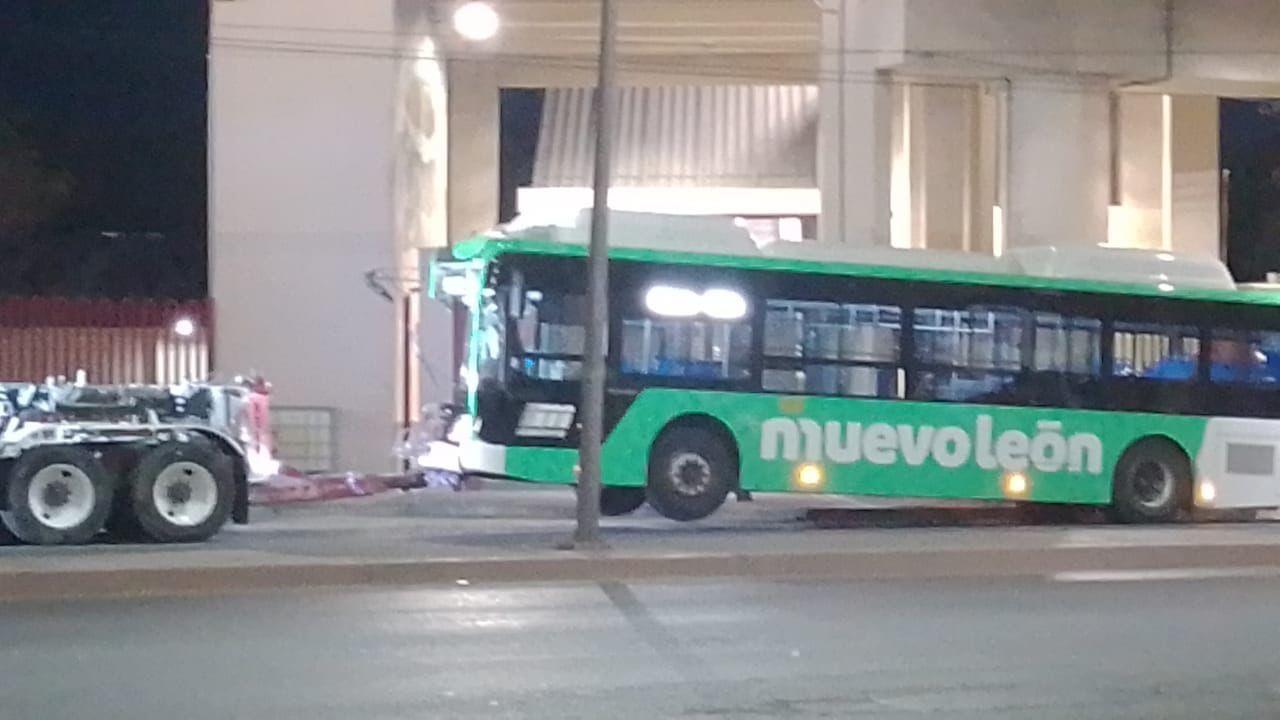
(1111, 93, 1222, 257)
(1167, 96, 1222, 259)
(210, 0, 447, 472)
(447, 61, 500, 247)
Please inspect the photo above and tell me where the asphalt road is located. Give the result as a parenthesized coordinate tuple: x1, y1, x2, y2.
(1, 574, 1279, 719)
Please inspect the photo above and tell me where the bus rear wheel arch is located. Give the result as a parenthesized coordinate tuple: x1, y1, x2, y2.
(1111, 436, 1193, 524)
(646, 419, 739, 522)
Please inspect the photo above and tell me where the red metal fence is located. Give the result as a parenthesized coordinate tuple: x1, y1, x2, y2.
(0, 298, 212, 384)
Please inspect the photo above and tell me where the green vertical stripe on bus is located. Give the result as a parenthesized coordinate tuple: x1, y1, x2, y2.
(464, 262, 488, 416)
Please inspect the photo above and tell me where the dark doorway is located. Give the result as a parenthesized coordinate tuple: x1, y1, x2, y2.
(499, 89, 545, 223)
(1221, 99, 1280, 282)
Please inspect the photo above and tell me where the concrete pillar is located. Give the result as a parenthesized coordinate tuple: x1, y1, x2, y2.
(889, 83, 915, 248)
(1111, 93, 1223, 258)
(1006, 81, 1111, 249)
(909, 84, 987, 252)
(421, 60, 500, 408)
(393, 32, 449, 417)
(211, 0, 405, 473)
(891, 82, 996, 252)
(1113, 93, 1165, 249)
(818, 0, 904, 245)
(972, 86, 1000, 255)
(447, 60, 500, 245)
(820, 73, 894, 245)
(1166, 95, 1222, 258)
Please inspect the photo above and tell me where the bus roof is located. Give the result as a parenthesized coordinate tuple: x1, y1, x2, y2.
(452, 211, 1279, 308)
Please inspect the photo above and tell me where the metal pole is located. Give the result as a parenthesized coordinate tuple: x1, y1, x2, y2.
(572, 0, 617, 547)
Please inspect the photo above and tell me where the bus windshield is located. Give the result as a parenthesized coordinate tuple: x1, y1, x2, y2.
(472, 260, 586, 384)
(510, 283, 586, 381)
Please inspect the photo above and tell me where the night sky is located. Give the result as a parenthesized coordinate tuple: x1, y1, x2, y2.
(2, 3, 1278, 300)
(1, 0, 208, 299)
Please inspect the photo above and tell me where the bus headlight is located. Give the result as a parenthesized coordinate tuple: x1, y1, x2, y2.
(441, 273, 478, 298)
(446, 414, 475, 443)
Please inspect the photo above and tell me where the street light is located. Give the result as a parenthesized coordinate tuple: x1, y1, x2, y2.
(173, 317, 197, 338)
(452, 1, 500, 41)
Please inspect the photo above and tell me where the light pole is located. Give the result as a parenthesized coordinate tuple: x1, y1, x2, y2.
(571, 0, 618, 548)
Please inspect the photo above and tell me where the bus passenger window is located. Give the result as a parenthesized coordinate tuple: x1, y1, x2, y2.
(1112, 322, 1199, 380)
(1208, 330, 1279, 385)
(912, 306, 1023, 402)
(762, 300, 901, 398)
(621, 318, 752, 380)
(914, 306, 1023, 371)
(1033, 314, 1101, 375)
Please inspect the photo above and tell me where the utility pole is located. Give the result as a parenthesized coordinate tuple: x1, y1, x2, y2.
(571, 0, 617, 548)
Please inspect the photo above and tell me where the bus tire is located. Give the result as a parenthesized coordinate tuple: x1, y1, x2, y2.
(600, 487, 646, 516)
(1, 445, 114, 545)
(1111, 438, 1191, 524)
(646, 426, 734, 522)
(127, 442, 234, 543)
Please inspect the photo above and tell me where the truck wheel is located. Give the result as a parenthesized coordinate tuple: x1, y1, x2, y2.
(1, 446, 114, 545)
(127, 442, 234, 543)
(646, 426, 734, 522)
(600, 487, 646, 516)
(1111, 438, 1191, 524)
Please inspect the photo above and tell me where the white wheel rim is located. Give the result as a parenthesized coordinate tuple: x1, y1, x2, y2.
(27, 463, 97, 530)
(152, 461, 219, 528)
(668, 452, 712, 497)
(1131, 460, 1174, 510)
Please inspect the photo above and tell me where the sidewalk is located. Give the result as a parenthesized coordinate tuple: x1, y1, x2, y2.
(2, 486, 1279, 601)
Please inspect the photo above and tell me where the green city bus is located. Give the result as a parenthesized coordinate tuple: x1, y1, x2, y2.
(433, 212, 1280, 522)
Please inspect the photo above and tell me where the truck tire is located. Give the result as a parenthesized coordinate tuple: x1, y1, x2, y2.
(126, 442, 234, 543)
(1, 445, 114, 545)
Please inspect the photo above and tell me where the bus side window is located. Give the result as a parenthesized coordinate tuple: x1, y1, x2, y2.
(761, 299, 902, 398)
(1032, 313, 1101, 375)
(1112, 322, 1199, 380)
(1208, 330, 1280, 385)
(620, 317, 752, 381)
(912, 305, 1023, 402)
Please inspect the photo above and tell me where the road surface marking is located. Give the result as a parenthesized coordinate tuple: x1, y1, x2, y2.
(1053, 567, 1280, 583)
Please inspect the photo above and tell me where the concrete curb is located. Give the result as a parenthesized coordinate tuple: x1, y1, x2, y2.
(4, 542, 1280, 602)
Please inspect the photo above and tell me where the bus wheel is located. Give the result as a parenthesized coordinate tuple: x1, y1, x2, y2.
(646, 426, 734, 522)
(1, 446, 114, 545)
(600, 487, 646, 516)
(126, 442, 234, 543)
(1111, 438, 1191, 524)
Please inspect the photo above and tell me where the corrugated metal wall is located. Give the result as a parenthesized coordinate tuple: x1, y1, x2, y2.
(0, 299, 212, 385)
(534, 85, 819, 189)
